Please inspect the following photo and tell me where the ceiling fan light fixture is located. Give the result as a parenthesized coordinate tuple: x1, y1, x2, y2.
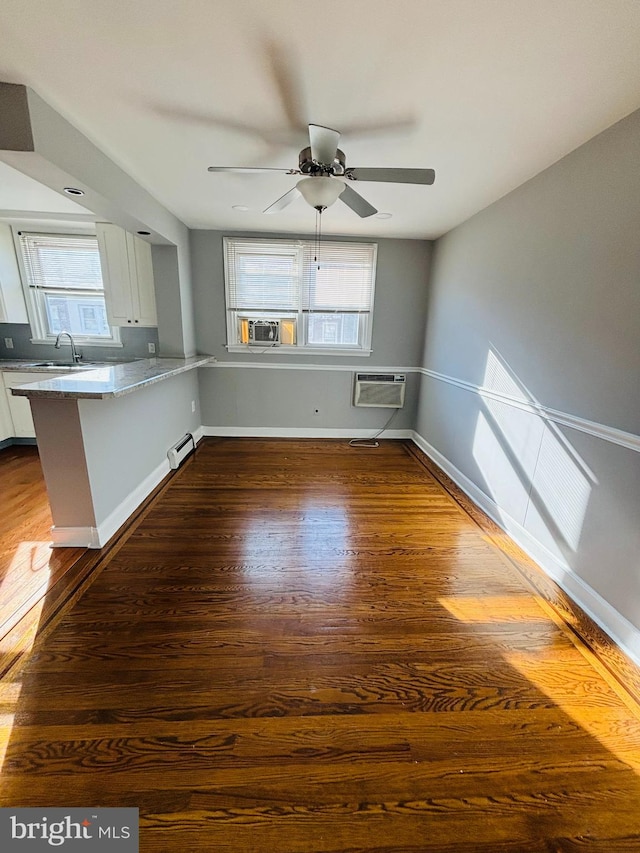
(296, 176, 342, 210)
(208, 123, 434, 219)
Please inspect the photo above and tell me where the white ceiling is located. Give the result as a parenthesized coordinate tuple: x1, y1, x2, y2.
(0, 161, 90, 216)
(1, 0, 640, 239)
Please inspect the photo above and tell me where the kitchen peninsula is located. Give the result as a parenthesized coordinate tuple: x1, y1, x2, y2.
(12, 356, 211, 547)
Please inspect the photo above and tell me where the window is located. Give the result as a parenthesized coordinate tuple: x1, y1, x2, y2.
(16, 231, 119, 344)
(224, 237, 377, 353)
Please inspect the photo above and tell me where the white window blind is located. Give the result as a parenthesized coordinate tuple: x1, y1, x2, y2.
(225, 240, 300, 312)
(224, 237, 377, 352)
(19, 232, 104, 291)
(16, 230, 117, 342)
(302, 241, 375, 314)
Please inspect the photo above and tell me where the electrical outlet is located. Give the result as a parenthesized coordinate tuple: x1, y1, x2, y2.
(191, 400, 196, 413)
(4, 337, 13, 349)
(148, 342, 156, 354)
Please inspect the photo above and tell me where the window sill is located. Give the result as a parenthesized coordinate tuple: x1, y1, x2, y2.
(226, 345, 372, 357)
(30, 338, 123, 348)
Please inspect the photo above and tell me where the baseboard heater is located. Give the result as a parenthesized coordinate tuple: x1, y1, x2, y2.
(167, 433, 195, 469)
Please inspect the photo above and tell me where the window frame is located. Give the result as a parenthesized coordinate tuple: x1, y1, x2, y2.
(223, 236, 377, 356)
(13, 226, 121, 347)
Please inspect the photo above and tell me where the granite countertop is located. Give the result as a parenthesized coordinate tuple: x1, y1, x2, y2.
(8, 356, 213, 399)
(0, 359, 129, 372)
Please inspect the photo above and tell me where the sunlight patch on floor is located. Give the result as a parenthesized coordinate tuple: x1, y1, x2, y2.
(438, 594, 549, 623)
(0, 541, 54, 635)
(505, 650, 640, 773)
(0, 543, 52, 771)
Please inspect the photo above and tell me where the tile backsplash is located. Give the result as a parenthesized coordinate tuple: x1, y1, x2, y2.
(0, 323, 159, 362)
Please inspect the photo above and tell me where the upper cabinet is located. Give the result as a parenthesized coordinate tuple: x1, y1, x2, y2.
(96, 222, 157, 327)
(0, 223, 28, 324)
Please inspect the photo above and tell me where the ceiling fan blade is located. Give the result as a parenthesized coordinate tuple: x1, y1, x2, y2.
(346, 167, 435, 185)
(208, 166, 299, 174)
(309, 124, 341, 165)
(263, 186, 301, 214)
(339, 184, 377, 218)
(264, 40, 308, 134)
(338, 115, 417, 140)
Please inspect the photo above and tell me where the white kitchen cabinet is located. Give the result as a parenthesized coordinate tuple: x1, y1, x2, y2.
(0, 376, 14, 442)
(2, 371, 66, 438)
(96, 222, 157, 328)
(0, 222, 28, 323)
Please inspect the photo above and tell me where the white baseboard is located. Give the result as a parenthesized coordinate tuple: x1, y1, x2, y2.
(411, 430, 640, 667)
(192, 425, 205, 444)
(94, 458, 172, 548)
(202, 426, 413, 439)
(51, 429, 207, 551)
(51, 525, 101, 548)
(53, 458, 172, 550)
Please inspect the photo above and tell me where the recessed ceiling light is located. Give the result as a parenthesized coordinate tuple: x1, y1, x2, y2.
(232, 205, 249, 211)
(376, 212, 392, 219)
(137, 230, 151, 236)
(63, 187, 84, 196)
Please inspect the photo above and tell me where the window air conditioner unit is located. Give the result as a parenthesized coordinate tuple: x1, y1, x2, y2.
(239, 318, 297, 346)
(353, 373, 406, 408)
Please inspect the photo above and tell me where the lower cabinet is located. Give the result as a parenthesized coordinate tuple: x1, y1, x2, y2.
(0, 376, 13, 442)
(2, 372, 66, 438)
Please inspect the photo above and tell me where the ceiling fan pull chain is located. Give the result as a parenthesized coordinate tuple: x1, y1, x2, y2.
(315, 207, 323, 269)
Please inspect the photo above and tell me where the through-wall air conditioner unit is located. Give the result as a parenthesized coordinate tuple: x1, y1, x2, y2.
(238, 318, 297, 347)
(353, 373, 406, 408)
(353, 373, 406, 409)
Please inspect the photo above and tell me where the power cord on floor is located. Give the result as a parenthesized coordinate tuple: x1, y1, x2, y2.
(349, 408, 400, 449)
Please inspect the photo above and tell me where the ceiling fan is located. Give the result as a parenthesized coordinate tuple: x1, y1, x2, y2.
(208, 123, 435, 218)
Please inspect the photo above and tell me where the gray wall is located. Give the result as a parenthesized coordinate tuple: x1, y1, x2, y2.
(0, 322, 158, 363)
(416, 107, 640, 634)
(199, 366, 420, 433)
(79, 369, 200, 525)
(192, 230, 431, 432)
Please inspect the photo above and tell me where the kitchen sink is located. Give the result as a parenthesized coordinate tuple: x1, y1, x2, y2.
(26, 361, 107, 369)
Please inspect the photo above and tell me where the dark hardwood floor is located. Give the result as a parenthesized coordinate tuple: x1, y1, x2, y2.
(1, 438, 639, 851)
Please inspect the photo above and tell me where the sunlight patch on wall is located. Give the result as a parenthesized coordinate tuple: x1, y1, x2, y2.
(473, 410, 535, 531)
(524, 427, 593, 552)
(473, 348, 595, 562)
(482, 353, 544, 474)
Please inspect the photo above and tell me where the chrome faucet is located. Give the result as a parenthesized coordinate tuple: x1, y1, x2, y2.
(54, 330, 82, 362)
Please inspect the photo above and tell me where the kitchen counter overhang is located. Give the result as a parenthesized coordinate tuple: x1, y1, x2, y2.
(10, 355, 212, 399)
(9, 355, 211, 548)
